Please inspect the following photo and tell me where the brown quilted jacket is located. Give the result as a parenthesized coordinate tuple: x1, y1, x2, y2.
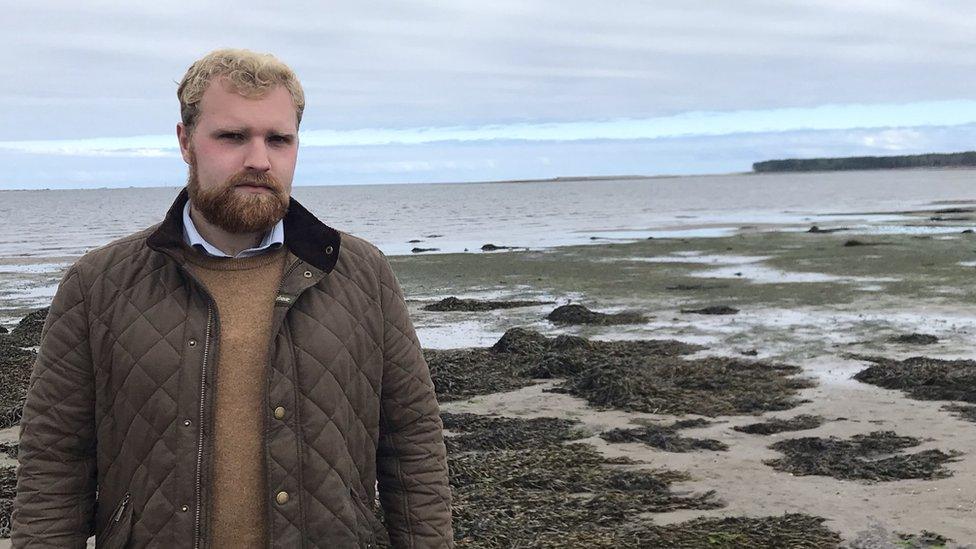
(11, 188, 453, 548)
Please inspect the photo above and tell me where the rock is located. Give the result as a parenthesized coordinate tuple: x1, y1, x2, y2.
(407, 239, 422, 243)
(410, 247, 439, 253)
(807, 226, 849, 234)
(481, 243, 515, 251)
(0, 326, 6, 334)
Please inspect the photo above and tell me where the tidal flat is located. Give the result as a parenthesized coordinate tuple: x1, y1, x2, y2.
(4, 208, 976, 546)
(390, 220, 976, 547)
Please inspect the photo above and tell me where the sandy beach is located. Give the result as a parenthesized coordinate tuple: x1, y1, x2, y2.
(3, 202, 976, 546)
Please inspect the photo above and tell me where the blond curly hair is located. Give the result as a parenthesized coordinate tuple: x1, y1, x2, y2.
(177, 48, 305, 133)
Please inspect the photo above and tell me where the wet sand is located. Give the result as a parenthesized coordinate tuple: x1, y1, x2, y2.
(4, 206, 976, 546)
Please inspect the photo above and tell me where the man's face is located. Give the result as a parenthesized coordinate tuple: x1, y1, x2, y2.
(177, 78, 299, 234)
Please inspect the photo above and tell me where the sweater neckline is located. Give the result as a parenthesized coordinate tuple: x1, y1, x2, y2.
(183, 244, 288, 271)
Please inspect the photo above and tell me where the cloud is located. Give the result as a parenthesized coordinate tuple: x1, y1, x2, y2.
(858, 129, 925, 151)
(4, 1, 976, 186)
(3, 99, 975, 157)
(5, 1, 976, 140)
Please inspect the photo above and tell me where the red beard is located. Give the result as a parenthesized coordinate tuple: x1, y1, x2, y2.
(187, 157, 289, 234)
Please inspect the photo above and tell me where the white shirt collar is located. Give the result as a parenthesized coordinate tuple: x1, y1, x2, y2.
(182, 201, 284, 258)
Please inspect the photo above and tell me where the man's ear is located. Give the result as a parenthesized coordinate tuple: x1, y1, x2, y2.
(176, 123, 192, 164)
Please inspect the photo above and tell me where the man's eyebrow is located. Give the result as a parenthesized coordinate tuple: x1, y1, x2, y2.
(211, 127, 247, 134)
(210, 128, 296, 138)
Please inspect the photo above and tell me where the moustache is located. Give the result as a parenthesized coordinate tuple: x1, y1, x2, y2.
(226, 171, 282, 191)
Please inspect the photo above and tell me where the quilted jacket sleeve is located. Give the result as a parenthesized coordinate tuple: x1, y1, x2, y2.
(374, 256, 454, 548)
(11, 265, 97, 548)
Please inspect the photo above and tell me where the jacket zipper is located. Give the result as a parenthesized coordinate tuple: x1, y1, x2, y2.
(193, 305, 214, 549)
(190, 257, 301, 549)
(112, 492, 131, 522)
(275, 259, 301, 304)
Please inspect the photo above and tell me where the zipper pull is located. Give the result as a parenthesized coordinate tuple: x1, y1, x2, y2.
(113, 492, 131, 522)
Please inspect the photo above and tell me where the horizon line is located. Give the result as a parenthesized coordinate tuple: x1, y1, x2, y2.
(7, 161, 976, 192)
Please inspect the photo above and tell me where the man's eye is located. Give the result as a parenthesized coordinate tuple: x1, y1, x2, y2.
(269, 135, 291, 145)
(220, 133, 244, 141)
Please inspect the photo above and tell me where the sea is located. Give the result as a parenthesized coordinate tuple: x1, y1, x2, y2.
(2, 168, 976, 324)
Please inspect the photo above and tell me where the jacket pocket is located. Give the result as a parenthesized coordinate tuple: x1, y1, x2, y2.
(97, 492, 133, 549)
(349, 488, 390, 548)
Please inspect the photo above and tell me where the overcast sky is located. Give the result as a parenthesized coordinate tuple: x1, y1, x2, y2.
(4, 0, 976, 189)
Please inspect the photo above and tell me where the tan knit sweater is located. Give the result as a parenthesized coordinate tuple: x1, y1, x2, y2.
(185, 246, 288, 548)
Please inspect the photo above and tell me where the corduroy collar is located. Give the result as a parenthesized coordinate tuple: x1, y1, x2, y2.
(147, 187, 341, 273)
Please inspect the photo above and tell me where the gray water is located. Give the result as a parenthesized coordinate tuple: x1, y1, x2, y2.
(2, 168, 976, 322)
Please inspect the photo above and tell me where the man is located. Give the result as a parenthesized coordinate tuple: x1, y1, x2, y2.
(12, 49, 453, 548)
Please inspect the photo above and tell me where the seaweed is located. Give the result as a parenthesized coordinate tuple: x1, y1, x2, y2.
(601, 418, 728, 452)
(852, 355, 976, 403)
(545, 304, 647, 325)
(423, 297, 551, 312)
(441, 412, 589, 452)
(0, 466, 14, 538)
(734, 415, 825, 435)
(553, 355, 814, 416)
(943, 403, 976, 423)
(537, 514, 842, 548)
(764, 431, 961, 481)
(887, 333, 939, 345)
(0, 342, 35, 430)
(0, 308, 47, 348)
(450, 442, 721, 547)
(681, 306, 740, 315)
(896, 530, 952, 548)
(426, 328, 700, 402)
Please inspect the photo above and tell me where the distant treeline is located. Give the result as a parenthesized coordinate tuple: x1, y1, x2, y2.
(753, 151, 976, 173)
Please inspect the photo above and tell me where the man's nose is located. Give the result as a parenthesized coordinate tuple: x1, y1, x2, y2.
(243, 138, 271, 171)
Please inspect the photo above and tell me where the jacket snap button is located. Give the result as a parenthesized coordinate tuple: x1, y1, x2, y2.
(181, 505, 189, 512)
(183, 419, 191, 426)
(325, 245, 334, 255)
(303, 270, 312, 278)
(188, 339, 197, 347)
(274, 406, 286, 420)
(276, 491, 289, 505)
